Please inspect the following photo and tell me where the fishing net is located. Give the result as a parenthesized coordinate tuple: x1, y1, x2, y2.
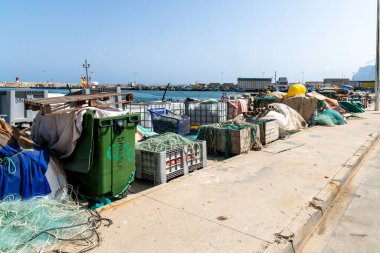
(148, 108, 190, 135)
(253, 95, 276, 110)
(137, 133, 199, 152)
(197, 122, 260, 158)
(316, 109, 345, 127)
(0, 194, 112, 253)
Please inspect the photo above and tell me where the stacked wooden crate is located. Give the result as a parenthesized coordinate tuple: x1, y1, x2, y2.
(259, 119, 280, 145)
(217, 128, 256, 155)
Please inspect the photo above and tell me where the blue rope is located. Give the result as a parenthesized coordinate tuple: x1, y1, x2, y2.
(0, 157, 17, 174)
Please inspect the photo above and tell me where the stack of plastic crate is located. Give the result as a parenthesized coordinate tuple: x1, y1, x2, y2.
(135, 140, 207, 185)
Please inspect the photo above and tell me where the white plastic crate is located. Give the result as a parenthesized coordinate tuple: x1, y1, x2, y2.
(185, 101, 227, 125)
(135, 140, 207, 185)
(187, 140, 206, 172)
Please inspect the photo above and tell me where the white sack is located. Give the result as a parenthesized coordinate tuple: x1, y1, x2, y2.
(262, 103, 307, 132)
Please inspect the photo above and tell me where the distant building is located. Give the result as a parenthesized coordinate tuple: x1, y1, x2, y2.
(323, 78, 350, 87)
(237, 78, 272, 91)
(277, 77, 288, 86)
(305, 81, 325, 88)
(350, 80, 375, 89)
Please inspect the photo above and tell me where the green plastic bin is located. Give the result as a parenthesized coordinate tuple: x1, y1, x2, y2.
(64, 110, 140, 197)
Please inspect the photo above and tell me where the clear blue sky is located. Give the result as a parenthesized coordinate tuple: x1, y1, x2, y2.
(0, 0, 376, 84)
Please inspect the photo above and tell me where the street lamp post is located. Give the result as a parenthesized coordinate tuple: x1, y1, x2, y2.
(376, 0, 380, 111)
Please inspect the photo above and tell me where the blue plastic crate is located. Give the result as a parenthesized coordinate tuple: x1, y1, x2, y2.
(148, 108, 190, 135)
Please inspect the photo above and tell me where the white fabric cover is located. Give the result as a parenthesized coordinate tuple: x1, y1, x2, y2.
(262, 103, 307, 132)
(31, 107, 129, 159)
(45, 155, 68, 199)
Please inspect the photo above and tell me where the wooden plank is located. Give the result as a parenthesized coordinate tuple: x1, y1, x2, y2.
(94, 100, 133, 107)
(217, 128, 251, 155)
(25, 92, 134, 114)
(40, 100, 133, 115)
(88, 100, 97, 107)
(25, 92, 133, 106)
(259, 119, 280, 145)
(42, 105, 52, 115)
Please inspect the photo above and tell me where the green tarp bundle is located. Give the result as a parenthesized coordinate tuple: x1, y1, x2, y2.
(339, 101, 364, 113)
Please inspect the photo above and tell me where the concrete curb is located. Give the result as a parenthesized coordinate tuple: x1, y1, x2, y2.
(263, 129, 380, 253)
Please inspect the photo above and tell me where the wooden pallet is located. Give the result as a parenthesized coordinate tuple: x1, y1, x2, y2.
(243, 108, 267, 115)
(25, 92, 134, 115)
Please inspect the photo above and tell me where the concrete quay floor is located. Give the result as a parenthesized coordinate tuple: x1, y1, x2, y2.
(301, 138, 380, 253)
(93, 110, 380, 253)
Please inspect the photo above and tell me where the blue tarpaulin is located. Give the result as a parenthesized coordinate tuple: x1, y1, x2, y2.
(341, 84, 353, 90)
(0, 141, 51, 199)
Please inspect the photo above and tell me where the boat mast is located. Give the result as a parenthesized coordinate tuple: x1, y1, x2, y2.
(376, 0, 380, 111)
(83, 59, 91, 87)
(162, 83, 170, 102)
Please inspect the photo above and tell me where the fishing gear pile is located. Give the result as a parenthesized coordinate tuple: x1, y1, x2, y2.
(0, 196, 112, 253)
(197, 121, 260, 158)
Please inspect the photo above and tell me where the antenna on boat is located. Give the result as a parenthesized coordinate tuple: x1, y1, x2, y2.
(66, 83, 72, 95)
(82, 59, 91, 87)
(162, 83, 170, 102)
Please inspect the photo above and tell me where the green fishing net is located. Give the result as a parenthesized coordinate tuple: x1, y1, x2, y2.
(316, 109, 345, 127)
(0, 196, 110, 253)
(137, 133, 199, 152)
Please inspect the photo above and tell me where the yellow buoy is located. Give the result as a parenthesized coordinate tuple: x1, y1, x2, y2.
(286, 83, 306, 97)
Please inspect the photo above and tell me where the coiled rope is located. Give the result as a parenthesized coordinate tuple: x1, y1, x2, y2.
(0, 150, 25, 175)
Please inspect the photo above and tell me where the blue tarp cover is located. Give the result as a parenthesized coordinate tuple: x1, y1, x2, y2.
(341, 84, 353, 90)
(0, 142, 51, 199)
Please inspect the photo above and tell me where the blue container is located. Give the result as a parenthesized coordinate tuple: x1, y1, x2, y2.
(148, 108, 190, 135)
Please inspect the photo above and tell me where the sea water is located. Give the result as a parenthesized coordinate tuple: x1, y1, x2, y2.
(0, 88, 246, 102)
